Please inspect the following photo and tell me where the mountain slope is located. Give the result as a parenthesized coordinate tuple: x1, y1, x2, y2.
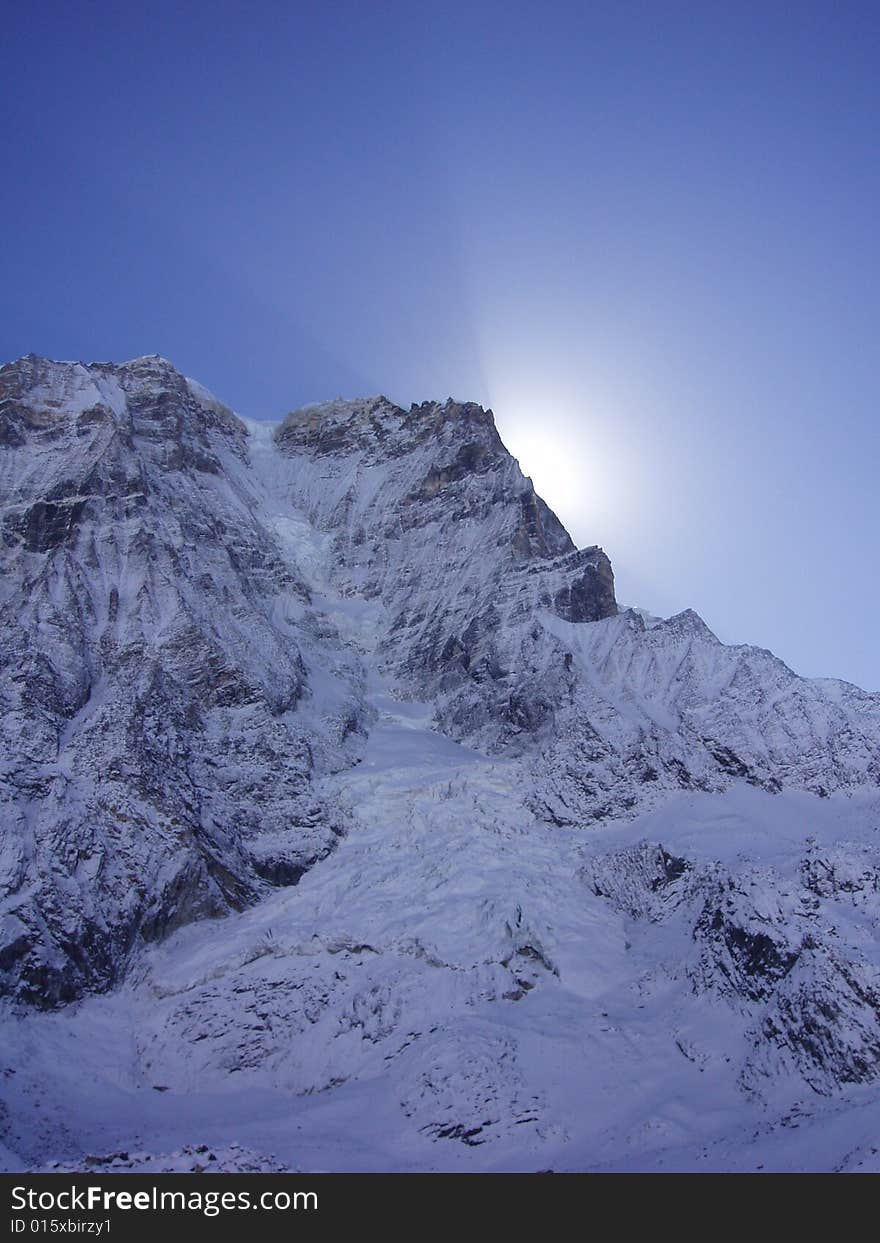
(1, 354, 879, 1172)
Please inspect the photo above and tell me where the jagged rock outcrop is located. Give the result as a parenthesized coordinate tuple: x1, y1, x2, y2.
(583, 834, 880, 1098)
(274, 395, 617, 746)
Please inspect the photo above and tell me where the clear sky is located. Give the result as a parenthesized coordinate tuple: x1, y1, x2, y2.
(2, 2, 878, 688)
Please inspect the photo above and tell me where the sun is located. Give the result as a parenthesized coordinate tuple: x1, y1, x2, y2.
(484, 373, 634, 546)
(501, 426, 584, 521)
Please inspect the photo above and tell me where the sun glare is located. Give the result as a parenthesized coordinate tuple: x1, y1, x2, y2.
(502, 428, 584, 520)
(484, 368, 640, 548)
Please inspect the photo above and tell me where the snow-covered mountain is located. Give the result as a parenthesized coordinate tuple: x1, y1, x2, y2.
(1, 354, 878, 1172)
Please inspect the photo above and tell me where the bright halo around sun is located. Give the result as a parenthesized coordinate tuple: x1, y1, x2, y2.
(501, 426, 584, 521)
(485, 372, 637, 545)
(489, 391, 619, 543)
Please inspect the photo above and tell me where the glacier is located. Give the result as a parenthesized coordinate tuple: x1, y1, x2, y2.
(0, 353, 878, 1172)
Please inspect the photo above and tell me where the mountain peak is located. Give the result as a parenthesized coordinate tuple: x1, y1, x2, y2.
(274, 391, 506, 468)
(662, 608, 719, 641)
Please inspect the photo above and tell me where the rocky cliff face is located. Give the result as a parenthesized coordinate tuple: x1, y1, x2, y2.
(0, 356, 365, 1004)
(273, 394, 617, 746)
(0, 359, 620, 1003)
(2, 355, 880, 1172)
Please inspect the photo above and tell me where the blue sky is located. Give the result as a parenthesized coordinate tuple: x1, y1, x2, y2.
(2, 2, 878, 687)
